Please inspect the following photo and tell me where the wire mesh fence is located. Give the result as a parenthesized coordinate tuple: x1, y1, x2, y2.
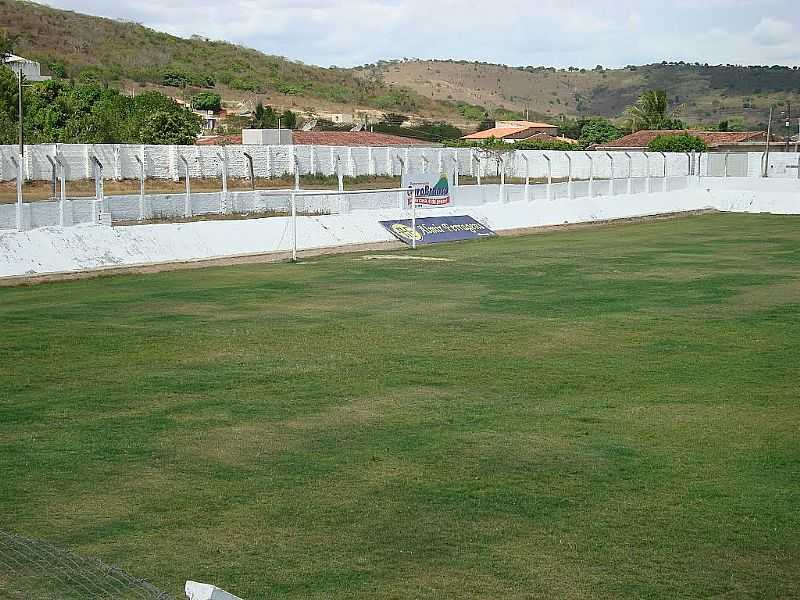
(0, 529, 173, 600)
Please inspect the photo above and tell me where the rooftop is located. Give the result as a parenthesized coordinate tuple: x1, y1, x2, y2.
(596, 130, 767, 149)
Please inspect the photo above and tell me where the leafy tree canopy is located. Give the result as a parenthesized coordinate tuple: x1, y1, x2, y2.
(192, 92, 222, 112)
(647, 134, 708, 152)
(626, 90, 685, 131)
(0, 77, 201, 144)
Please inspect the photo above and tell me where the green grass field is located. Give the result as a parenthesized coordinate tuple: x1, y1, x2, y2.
(1, 213, 799, 599)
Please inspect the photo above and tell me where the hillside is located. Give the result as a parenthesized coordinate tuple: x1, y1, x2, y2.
(0, 0, 452, 121)
(377, 59, 800, 128)
(2, 0, 800, 130)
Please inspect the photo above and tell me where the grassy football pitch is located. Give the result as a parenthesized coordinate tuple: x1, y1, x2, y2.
(1, 213, 798, 599)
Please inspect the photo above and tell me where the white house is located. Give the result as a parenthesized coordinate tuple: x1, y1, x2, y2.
(2, 54, 52, 82)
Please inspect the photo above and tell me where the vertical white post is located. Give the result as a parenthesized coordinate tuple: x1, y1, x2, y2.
(243, 152, 255, 191)
(585, 152, 594, 197)
(139, 155, 146, 219)
(565, 153, 573, 199)
(688, 151, 694, 177)
(543, 153, 552, 200)
(659, 152, 667, 192)
(605, 153, 614, 195)
(499, 156, 505, 203)
(451, 155, 459, 187)
(218, 148, 228, 214)
(522, 154, 530, 202)
(309, 145, 316, 175)
(348, 147, 354, 176)
(294, 155, 300, 191)
(11, 155, 23, 231)
(180, 155, 191, 217)
(645, 153, 652, 193)
(336, 154, 344, 192)
(624, 152, 632, 194)
(723, 152, 729, 178)
(474, 155, 481, 186)
(291, 191, 297, 262)
(113, 145, 121, 181)
(421, 154, 429, 174)
(367, 146, 374, 175)
(411, 186, 417, 250)
(51, 153, 66, 225)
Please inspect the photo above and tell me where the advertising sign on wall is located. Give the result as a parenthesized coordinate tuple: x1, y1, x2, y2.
(402, 170, 451, 207)
(380, 215, 495, 245)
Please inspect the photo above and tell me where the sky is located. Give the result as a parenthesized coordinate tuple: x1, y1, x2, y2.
(39, 0, 800, 69)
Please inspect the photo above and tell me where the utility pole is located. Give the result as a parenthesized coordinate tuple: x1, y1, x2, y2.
(18, 70, 23, 156)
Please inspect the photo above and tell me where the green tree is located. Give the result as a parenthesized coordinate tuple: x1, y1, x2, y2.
(647, 134, 707, 152)
(0, 65, 18, 144)
(47, 62, 67, 79)
(0, 29, 17, 61)
(139, 110, 202, 144)
(626, 90, 676, 131)
(252, 102, 277, 128)
(192, 92, 222, 112)
(280, 109, 297, 129)
(578, 117, 623, 146)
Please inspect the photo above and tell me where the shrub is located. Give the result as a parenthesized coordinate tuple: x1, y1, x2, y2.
(647, 134, 708, 152)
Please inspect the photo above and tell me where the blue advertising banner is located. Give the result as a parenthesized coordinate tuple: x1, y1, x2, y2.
(380, 215, 496, 245)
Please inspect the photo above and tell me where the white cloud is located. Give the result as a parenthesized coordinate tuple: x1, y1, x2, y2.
(752, 17, 794, 46)
(40, 0, 800, 67)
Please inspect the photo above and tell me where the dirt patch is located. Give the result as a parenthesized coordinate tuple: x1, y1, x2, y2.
(360, 255, 454, 262)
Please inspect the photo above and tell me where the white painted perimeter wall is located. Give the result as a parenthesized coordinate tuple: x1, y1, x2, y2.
(1, 179, 798, 279)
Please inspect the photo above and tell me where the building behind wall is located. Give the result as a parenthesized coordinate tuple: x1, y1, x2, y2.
(2, 55, 52, 82)
(595, 130, 788, 153)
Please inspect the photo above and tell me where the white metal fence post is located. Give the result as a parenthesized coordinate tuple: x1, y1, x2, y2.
(499, 156, 505, 203)
(10, 154, 22, 231)
(544, 153, 552, 200)
(474, 155, 481, 186)
(290, 191, 297, 262)
(624, 152, 633, 195)
(585, 152, 594, 197)
(134, 154, 146, 221)
(89, 155, 104, 224)
(659, 152, 667, 192)
(606, 152, 615, 195)
(293, 154, 301, 191)
(522, 154, 530, 202)
(451, 155, 459, 188)
(645, 153, 652, 193)
(565, 153, 573, 199)
(53, 153, 66, 226)
(336, 154, 344, 192)
(724, 152, 730, 178)
(243, 152, 255, 191)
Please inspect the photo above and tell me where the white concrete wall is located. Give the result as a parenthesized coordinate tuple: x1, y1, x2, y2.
(2, 178, 798, 279)
(4, 144, 795, 183)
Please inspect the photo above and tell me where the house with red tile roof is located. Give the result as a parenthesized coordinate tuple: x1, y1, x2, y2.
(595, 130, 779, 152)
(462, 120, 562, 143)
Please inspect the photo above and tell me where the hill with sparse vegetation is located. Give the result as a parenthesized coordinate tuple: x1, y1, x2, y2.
(2, 0, 800, 130)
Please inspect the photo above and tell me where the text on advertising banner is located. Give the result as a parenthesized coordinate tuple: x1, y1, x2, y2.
(380, 215, 496, 245)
